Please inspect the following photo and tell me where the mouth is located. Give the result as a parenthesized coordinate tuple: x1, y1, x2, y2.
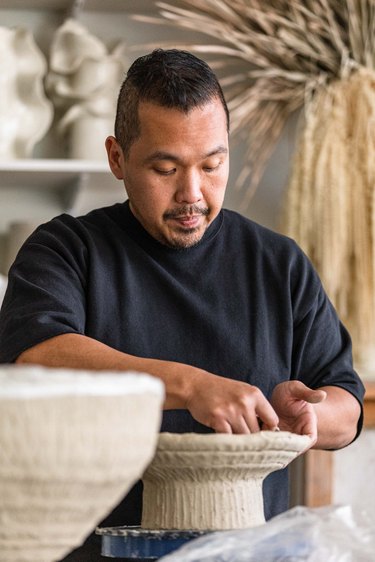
(164, 206, 209, 230)
(169, 215, 202, 229)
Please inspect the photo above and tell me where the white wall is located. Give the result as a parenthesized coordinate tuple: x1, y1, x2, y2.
(333, 429, 375, 519)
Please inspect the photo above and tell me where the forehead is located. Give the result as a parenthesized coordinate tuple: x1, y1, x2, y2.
(134, 99, 228, 157)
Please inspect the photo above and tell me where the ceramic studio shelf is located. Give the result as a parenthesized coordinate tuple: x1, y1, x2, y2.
(0, 159, 122, 213)
(0, 0, 156, 12)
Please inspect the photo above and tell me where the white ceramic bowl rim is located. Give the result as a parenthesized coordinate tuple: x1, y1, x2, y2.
(0, 365, 164, 399)
(157, 431, 312, 453)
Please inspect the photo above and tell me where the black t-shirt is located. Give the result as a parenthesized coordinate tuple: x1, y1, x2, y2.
(0, 201, 365, 559)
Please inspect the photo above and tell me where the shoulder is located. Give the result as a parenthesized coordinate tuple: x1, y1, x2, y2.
(13, 203, 127, 272)
(221, 208, 322, 295)
(30, 202, 126, 245)
(222, 208, 292, 243)
(222, 208, 306, 260)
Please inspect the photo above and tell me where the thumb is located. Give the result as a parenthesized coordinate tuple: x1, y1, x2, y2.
(306, 388, 327, 404)
(289, 381, 327, 404)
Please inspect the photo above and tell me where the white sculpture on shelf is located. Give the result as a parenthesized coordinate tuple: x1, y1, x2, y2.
(0, 27, 53, 160)
(46, 18, 128, 161)
(0, 366, 164, 562)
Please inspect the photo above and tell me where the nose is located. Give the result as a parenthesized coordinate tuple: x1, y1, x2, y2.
(175, 170, 203, 204)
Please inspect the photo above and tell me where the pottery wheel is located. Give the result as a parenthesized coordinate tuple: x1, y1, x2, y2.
(96, 526, 208, 560)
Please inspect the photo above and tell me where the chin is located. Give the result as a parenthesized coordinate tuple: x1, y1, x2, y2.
(165, 227, 205, 249)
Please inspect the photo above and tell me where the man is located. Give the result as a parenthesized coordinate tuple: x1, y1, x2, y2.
(0, 49, 364, 560)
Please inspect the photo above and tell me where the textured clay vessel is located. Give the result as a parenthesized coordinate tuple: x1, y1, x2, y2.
(46, 19, 128, 160)
(0, 366, 164, 562)
(0, 26, 53, 159)
(142, 431, 311, 530)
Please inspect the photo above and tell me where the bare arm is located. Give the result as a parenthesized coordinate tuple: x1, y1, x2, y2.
(17, 335, 359, 446)
(16, 333, 279, 434)
(271, 381, 361, 449)
(313, 385, 361, 449)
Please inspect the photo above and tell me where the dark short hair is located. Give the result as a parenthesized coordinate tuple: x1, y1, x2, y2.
(114, 49, 230, 157)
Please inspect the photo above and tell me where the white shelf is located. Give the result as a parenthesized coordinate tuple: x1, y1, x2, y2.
(0, 159, 109, 171)
(0, 159, 123, 213)
(0, 0, 158, 12)
(0, 159, 113, 188)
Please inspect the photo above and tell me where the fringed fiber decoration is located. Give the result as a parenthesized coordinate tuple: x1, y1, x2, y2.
(282, 68, 375, 360)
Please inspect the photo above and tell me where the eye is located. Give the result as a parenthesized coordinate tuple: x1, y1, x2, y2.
(154, 168, 176, 176)
(204, 161, 222, 173)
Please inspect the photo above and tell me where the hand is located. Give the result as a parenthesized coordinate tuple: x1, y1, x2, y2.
(186, 371, 279, 434)
(270, 381, 327, 444)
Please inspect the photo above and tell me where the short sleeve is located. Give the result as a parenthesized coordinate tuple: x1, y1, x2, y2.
(0, 216, 88, 363)
(290, 246, 365, 440)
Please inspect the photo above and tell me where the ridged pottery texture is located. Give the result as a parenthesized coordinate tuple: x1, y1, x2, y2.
(142, 431, 311, 530)
(0, 366, 164, 562)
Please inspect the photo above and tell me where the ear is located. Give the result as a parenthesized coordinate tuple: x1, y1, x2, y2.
(105, 136, 125, 180)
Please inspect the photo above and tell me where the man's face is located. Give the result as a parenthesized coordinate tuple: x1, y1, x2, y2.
(107, 98, 229, 249)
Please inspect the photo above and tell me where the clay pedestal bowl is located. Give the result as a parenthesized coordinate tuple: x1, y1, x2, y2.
(142, 431, 311, 530)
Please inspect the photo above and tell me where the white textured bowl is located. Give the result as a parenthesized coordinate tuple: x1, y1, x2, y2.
(142, 431, 311, 530)
(0, 365, 164, 561)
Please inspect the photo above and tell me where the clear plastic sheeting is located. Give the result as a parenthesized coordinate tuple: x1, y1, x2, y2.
(159, 505, 375, 562)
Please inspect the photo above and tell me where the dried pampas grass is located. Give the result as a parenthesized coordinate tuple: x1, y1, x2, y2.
(282, 69, 375, 357)
(133, 0, 374, 205)
(134, 0, 375, 365)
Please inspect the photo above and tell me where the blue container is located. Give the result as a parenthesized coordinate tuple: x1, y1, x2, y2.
(97, 526, 209, 560)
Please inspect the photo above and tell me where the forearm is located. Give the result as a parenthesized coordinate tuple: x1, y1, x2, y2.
(313, 385, 362, 449)
(15, 333, 199, 410)
(15, 333, 280, 433)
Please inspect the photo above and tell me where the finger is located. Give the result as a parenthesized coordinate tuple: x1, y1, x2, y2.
(296, 414, 318, 442)
(305, 389, 327, 404)
(211, 418, 233, 434)
(241, 413, 261, 434)
(230, 416, 252, 435)
(255, 399, 279, 430)
(262, 422, 280, 432)
(213, 415, 259, 435)
(302, 422, 317, 442)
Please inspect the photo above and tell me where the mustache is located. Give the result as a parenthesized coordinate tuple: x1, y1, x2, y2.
(163, 205, 210, 219)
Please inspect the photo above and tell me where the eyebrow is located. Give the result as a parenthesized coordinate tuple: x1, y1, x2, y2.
(144, 145, 228, 164)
